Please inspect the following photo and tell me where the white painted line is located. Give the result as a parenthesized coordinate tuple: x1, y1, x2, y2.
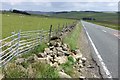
(81, 21, 112, 78)
(102, 30, 107, 33)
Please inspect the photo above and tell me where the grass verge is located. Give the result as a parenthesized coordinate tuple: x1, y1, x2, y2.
(60, 56, 76, 77)
(62, 22, 82, 77)
(63, 22, 82, 50)
(32, 62, 59, 79)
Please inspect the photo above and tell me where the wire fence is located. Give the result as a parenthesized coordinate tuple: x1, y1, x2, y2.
(0, 22, 77, 67)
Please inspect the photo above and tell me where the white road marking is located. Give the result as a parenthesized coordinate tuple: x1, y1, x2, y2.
(102, 30, 107, 33)
(81, 21, 112, 79)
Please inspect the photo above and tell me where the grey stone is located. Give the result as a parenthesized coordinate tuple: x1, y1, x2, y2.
(49, 62, 53, 66)
(87, 65, 94, 68)
(36, 53, 45, 58)
(81, 57, 87, 64)
(47, 43, 50, 46)
(15, 58, 25, 64)
(52, 48, 57, 54)
(79, 64, 84, 68)
(62, 44, 68, 51)
(79, 76, 85, 79)
(38, 58, 47, 63)
(62, 51, 70, 56)
(73, 53, 82, 60)
(44, 48, 50, 53)
(49, 46, 54, 50)
(49, 41, 57, 46)
(54, 58, 58, 62)
(57, 51, 64, 57)
(78, 60, 83, 64)
(52, 62, 59, 68)
(78, 69, 81, 72)
(60, 69, 64, 72)
(59, 72, 71, 78)
(56, 47, 63, 52)
(46, 55, 52, 64)
(57, 56, 68, 65)
(56, 42, 62, 47)
(74, 49, 81, 55)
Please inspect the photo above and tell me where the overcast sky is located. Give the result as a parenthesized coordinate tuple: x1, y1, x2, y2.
(1, 0, 119, 11)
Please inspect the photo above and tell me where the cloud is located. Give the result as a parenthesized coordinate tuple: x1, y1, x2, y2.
(58, 2, 118, 11)
(3, 0, 25, 5)
(1, 0, 119, 11)
(108, 3, 118, 7)
(1, 2, 118, 11)
(2, 0, 119, 3)
(33, 2, 52, 7)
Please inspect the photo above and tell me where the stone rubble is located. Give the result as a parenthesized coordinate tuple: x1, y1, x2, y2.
(15, 36, 88, 78)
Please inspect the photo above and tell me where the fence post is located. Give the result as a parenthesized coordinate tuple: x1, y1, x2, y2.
(63, 24, 65, 32)
(40, 29, 43, 44)
(49, 25, 52, 42)
(16, 31, 20, 56)
(55, 29, 57, 37)
(66, 23, 67, 27)
(57, 24, 60, 37)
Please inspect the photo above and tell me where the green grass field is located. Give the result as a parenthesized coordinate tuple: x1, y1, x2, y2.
(86, 20, 119, 30)
(50, 11, 118, 30)
(2, 12, 75, 38)
(50, 11, 118, 23)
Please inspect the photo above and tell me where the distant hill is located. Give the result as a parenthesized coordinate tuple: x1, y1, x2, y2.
(26, 11, 118, 25)
(27, 11, 54, 16)
(49, 11, 118, 25)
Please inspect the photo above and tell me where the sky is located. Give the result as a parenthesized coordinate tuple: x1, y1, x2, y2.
(1, 0, 119, 12)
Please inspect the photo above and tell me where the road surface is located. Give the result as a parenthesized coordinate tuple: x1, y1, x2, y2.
(81, 21, 118, 78)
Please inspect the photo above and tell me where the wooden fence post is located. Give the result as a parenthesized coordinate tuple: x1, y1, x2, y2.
(49, 25, 52, 42)
(40, 29, 43, 44)
(58, 24, 60, 37)
(66, 23, 67, 27)
(63, 24, 65, 32)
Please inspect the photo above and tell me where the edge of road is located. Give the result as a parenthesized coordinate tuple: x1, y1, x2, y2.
(81, 20, 113, 79)
(84, 21, 120, 39)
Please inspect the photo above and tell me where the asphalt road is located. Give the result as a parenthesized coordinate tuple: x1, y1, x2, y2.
(81, 21, 119, 78)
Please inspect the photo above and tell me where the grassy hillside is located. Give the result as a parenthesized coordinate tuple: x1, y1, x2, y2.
(2, 12, 75, 38)
(50, 11, 118, 30)
(50, 11, 118, 23)
(86, 20, 119, 30)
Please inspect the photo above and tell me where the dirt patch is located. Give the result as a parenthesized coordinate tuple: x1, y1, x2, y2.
(79, 28, 102, 78)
